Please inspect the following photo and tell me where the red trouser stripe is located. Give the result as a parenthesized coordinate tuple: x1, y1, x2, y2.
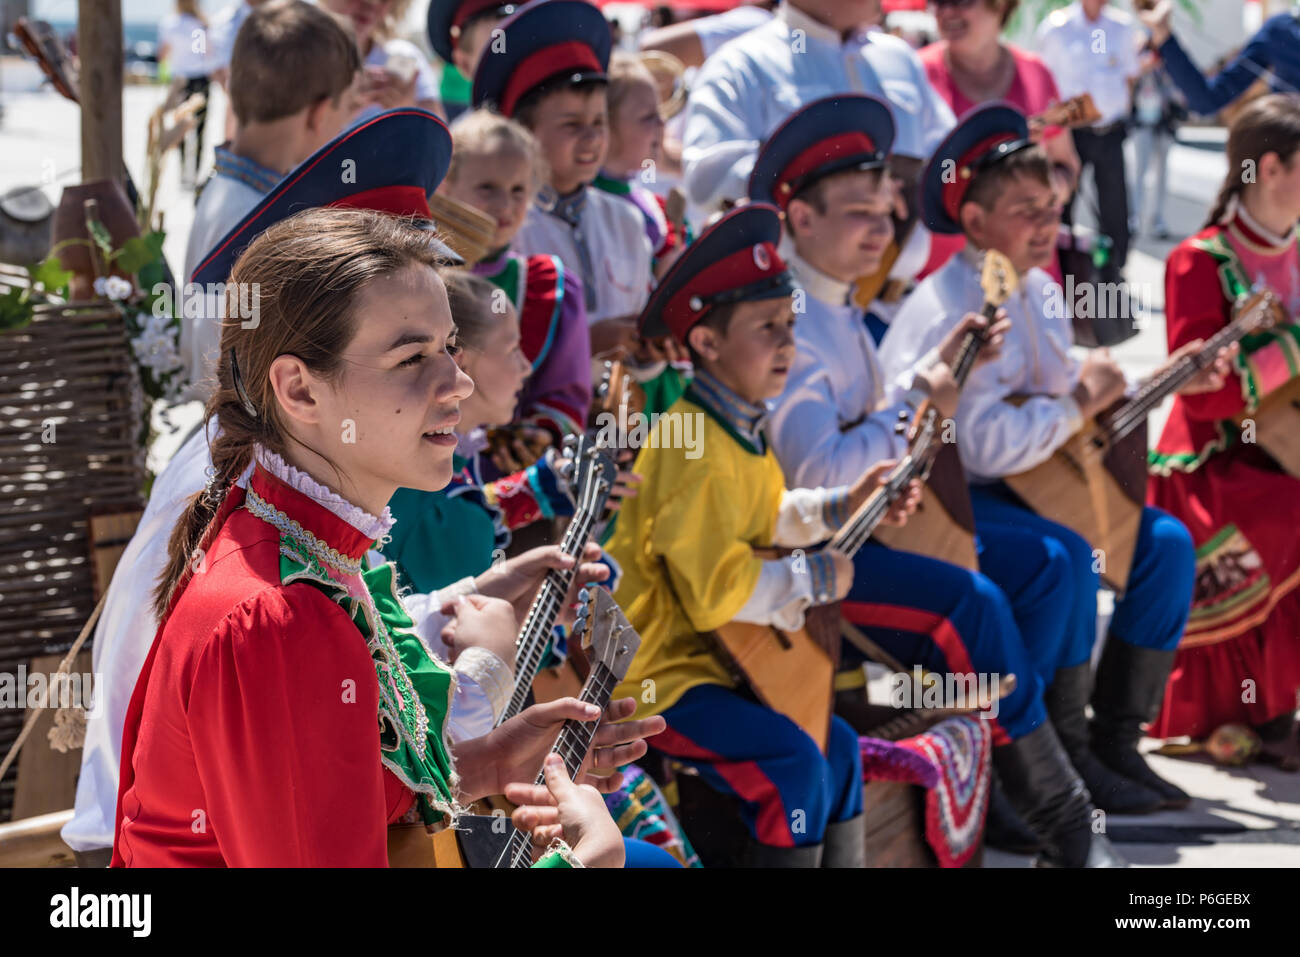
(650, 725, 795, 847)
(842, 600, 1012, 746)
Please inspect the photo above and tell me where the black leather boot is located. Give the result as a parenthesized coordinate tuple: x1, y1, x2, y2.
(744, 839, 824, 867)
(992, 722, 1126, 868)
(1091, 640, 1191, 809)
(984, 775, 1044, 855)
(822, 815, 865, 868)
(1047, 662, 1163, 814)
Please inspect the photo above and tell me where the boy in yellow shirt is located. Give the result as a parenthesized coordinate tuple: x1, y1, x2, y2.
(607, 204, 906, 867)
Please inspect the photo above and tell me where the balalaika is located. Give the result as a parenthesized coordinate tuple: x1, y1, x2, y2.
(1004, 287, 1283, 591)
(426, 587, 641, 868)
(872, 248, 1021, 570)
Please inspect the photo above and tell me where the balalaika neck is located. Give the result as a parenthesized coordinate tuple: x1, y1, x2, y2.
(949, 300, 998, 388)
(497, 503, 602, 726)
(499, 661, 617, 868)
(1098, 313, 1255, 444)
(829, 295, 997, 560)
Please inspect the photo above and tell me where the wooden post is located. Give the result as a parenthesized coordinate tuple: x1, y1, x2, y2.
(77, 0, 123, 184)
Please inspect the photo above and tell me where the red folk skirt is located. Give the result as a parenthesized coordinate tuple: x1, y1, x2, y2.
(1147, 443, 1300, 739)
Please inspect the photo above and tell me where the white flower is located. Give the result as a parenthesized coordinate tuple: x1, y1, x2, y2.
(93, 275, 133, 301)
(129, 309, 184, 383)
(104, 275, 133, 300)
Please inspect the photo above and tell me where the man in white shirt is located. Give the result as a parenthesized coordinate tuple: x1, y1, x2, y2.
(1037, 0, 1142, 281)
(681, 0, 955, 333)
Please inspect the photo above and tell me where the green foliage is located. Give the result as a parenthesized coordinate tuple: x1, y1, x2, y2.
(116, 232, 165, 275)
(0, 287, 32, 331)
(27, 257, 73, 297)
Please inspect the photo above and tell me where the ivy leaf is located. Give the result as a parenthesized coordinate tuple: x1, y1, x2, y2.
(0, 286, 35, 331)
(116, 231, 166, 275)
(26, 257, 73, 297)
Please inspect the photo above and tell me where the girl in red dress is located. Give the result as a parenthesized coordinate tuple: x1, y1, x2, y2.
(112, 208, 663, 866)
(1148, 94, 1300, 762)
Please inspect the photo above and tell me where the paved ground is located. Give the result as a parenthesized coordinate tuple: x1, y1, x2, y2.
(3, 65, 1297, 866)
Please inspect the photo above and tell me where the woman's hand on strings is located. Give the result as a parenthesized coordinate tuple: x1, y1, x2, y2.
(505, 754, 626, 868)
(475, 695, 666, 799)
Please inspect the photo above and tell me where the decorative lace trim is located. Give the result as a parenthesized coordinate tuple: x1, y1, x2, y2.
(546, 839, 585, 868)
(251, 489, 363, 575)
(254, 445, 395, 541)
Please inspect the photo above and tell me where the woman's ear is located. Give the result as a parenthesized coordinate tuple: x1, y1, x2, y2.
(268, 354, 322, 427)
(1257, 150, 1286, 184)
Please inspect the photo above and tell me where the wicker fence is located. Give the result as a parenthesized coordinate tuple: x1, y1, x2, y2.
(0, 265, 146, 821)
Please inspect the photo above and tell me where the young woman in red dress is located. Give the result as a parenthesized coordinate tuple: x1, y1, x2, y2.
(112, 208, 663, 867)
(1148, 94, 1300, 762)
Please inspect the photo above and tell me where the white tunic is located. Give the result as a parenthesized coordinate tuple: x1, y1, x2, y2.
(878, 249, 1086, 483)
(1036, 2, 1141, 127)
(511, 187, 653, 324)
(681, 4, 956, 213)
(767, 251, 928, 491)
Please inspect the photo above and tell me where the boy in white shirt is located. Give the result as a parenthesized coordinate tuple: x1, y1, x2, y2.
(881, 104, 1232, 811)
(472, 0, 653, 365)
(181, 0, 361, 394)
(752, 94, 1124, 866)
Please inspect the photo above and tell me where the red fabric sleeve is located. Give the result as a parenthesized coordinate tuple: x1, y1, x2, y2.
(186, 585, 389, 866)
(1164, 241, 1246, 422)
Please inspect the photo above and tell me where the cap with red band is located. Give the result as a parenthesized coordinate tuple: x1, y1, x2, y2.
(749, 95, 895, 210)
(922, 102, 1034, 236)
(639, 205, 795, 343)
(426, 0, 518, 64)
(472, 1, 612, 118)
(191, 108, 455, 288)
(500, 41, 605, 117)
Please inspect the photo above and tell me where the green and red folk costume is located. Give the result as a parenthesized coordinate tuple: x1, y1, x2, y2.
(473, 251, 592, 440)
(1148, 207, 1300, 739)
(112, 449, 575, 867)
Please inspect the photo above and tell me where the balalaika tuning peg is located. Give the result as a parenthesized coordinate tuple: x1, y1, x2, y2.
(571, 585, 594, 639)
(562, 433, 579, 453)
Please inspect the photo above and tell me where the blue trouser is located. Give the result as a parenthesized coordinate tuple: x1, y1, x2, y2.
(654, 684, 863, 848)
(970, 484, 1195, 665)
(977, 518, 1079, 687)
(844, 543, 1046, 744)
(623, 837, 682, 868)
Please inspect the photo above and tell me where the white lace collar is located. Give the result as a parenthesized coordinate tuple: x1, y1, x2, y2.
(254, 445, 395, 542)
